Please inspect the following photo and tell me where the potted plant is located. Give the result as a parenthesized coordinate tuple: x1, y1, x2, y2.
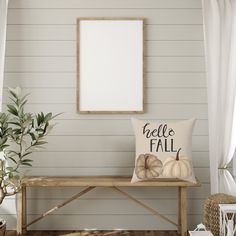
(0, 87, 58, 235)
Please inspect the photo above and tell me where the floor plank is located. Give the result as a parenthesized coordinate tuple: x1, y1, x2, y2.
(6, 230, 178, 236)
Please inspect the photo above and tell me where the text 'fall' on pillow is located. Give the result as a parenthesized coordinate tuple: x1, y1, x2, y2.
(131, 118, 196, 183)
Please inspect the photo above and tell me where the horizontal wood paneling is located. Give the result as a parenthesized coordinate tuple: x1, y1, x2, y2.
(7, 9, 202, 25)
(47, 119, 208, 135)
(14, 103, 207, 119)
(4, 57, 205, 73)
(4, 0, 207, 231)
(37, 136, 208, 152)
(3, 88, 207, 104)
(4, 72, 206, 88)
(6, 25, 204, 41)
(1, 199, 205, 215)
(147, 73, 206, 88)
(147, 88, 206, 103)
(29, 151, 209, 168)
(8, 0, 202, 9)
(6, 41, 204, 56)
(20, 167, 209, 183)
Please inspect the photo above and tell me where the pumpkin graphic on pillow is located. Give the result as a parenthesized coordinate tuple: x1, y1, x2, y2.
(135, 154, 163, 179)
(131, 118, 196, 183)
(162, 148, 192, 178)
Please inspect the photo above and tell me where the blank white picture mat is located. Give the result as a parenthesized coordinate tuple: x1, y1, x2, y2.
(79, 20, 143, 112)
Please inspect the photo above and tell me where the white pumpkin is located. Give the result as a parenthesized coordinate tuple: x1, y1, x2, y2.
(135, 153, 163, 179)
(162, 148, 192, 178)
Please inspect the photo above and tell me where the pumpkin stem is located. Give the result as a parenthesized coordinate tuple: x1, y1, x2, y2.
(176, 148, 181, 161)
(144, 155, 149, 169)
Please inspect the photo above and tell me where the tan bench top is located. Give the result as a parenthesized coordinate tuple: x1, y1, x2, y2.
(21, 176, 201, 187)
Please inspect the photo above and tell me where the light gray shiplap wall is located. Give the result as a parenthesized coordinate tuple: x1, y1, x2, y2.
(2, 0, 208, 230)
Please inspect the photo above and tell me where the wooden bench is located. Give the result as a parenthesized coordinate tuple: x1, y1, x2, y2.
(16, 176, 201, 236)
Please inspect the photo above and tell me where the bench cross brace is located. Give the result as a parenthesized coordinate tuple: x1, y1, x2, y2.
(22, 186, 95, 233)
(111, 186, 178, 227)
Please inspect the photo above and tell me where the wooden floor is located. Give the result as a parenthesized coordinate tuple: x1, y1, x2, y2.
(6, 231, 178, 236)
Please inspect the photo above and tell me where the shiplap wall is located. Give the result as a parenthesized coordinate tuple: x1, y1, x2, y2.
(1, 0, 208, 231)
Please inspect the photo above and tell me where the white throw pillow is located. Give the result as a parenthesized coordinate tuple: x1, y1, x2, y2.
(131, 118, 196, 183)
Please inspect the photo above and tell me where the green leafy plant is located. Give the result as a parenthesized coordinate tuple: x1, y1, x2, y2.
(0, 87, 58, 204)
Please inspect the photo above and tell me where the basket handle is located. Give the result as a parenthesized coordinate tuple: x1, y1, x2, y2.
(194, 223, 207, 231)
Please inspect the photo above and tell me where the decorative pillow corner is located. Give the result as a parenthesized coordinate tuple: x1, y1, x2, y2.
(131, 118, 197, 184)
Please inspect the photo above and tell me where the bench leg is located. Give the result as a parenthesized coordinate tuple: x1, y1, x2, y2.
(17, 186, 27, 235)
(178, 187, 187, 236)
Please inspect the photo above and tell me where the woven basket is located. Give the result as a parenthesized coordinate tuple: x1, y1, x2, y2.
(203, 193, 236, 236)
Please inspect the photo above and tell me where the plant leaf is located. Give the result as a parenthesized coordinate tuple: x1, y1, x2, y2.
(7, 156, 17, 164)
(7, 104, 18, 116)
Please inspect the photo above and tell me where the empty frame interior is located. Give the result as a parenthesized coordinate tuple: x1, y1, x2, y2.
(77, 18, 144, 113)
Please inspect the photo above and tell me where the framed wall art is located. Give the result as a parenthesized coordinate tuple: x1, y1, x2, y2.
(77, 18, 144, 113)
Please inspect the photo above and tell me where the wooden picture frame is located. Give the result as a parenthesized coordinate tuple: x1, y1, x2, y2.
(77, 17, 144, 114)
